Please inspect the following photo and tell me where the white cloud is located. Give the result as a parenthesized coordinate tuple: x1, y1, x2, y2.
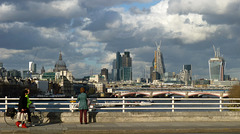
(0, 48, 25, 60)
(0, 0, 239, 80)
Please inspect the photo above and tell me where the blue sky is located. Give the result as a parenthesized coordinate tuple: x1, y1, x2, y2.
(119, 0, 160, 10)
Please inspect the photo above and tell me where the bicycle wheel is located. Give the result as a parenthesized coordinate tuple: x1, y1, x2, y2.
(4, 112, 17, 126)
(31, 110, 44, 126)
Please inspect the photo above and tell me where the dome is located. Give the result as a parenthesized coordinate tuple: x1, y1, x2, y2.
(55, 60, 66, 67)
(53, 51, 68, 72)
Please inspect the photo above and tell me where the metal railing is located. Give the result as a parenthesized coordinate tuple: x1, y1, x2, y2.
(1, 96, 240, 112)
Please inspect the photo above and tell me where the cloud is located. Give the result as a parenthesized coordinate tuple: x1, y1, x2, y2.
(168, 0, 240, 25)
(0, 0, 239, 80)
(0, 22, 67, 50)
(0, 48, 25, 60)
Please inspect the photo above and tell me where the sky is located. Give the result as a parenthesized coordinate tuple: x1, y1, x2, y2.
(0, 0, 240, 80)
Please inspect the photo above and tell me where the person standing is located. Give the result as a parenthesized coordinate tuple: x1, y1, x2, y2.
(77, 87, 88, 124)
(16, 90, 28, 128)
(25, 88, 32, 124)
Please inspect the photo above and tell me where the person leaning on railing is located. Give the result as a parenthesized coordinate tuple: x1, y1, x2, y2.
(77, 87, 88, 124)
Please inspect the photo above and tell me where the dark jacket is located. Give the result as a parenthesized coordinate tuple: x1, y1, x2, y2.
(18, 92, 27, 112)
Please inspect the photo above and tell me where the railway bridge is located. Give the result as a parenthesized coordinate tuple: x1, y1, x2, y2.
(115, 91, 229, 98)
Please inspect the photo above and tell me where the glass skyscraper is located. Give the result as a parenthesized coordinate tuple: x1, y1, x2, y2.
(112, 51, 132, 81)
(151, 42, 165, 81)
(208, 47, 225, 81)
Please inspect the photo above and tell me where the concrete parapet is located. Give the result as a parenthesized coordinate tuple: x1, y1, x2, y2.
(1, 111, 240, 123)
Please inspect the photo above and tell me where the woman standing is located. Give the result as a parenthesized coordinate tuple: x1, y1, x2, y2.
(16, 90, 28, 128)
(77, 87, 88, 124)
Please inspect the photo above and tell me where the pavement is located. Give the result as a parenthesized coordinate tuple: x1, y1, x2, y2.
(1, 121, 240, 134)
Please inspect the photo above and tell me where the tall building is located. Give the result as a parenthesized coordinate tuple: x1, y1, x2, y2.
(112, 52, 121, 81)
(150, 42, 165, 81)
(101, 68, 108, 81)
(0, 63, 7, 78)
(29, 61, 36, 73)
(7, 69, 21, 78)
(121, 52, 132, 81)
(112, 51, 132, 81)
(53, 51, 68, 72)
(209, 46, 225, 81)
(41, 66, 45, 74)
(180, 65, 192, 85)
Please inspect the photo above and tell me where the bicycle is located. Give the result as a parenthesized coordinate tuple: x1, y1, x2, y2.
(4, 104, 44, 126)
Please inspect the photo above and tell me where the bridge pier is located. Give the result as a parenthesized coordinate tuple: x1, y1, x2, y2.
(185, 91, 189, 98)
(117, 92, 121, 98)
(150, 91, 153, 98)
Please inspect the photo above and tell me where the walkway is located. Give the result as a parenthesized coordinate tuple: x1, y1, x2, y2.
(1, 121, 240, 134)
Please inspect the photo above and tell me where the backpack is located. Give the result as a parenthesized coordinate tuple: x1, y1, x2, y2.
(6, 107, 17, 117)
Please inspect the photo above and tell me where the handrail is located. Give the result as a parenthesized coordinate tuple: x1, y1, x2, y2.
(1, 96, 240, 112)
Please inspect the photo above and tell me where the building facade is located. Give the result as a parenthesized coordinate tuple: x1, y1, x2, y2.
(112, 51, 132, 81)
(101, 68, 108, 81)
(209, 47, 225, 81)
(150, 42, 165, 81)
(179, 65, 192, 85)
(29, 61, 37, 74)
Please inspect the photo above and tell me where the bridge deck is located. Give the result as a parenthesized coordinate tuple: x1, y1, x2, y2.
(1, 121, 240, 134)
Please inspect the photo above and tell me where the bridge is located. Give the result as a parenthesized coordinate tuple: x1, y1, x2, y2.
(115, 91, 229, 98)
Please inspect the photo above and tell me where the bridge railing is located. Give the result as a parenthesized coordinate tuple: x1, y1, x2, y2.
(1, 96, 240, 112)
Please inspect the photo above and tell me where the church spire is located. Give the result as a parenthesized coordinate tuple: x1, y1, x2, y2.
(59, 51, 62, 61)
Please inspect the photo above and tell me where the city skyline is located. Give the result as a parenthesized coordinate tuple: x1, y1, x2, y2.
(0, 0, 239, 80)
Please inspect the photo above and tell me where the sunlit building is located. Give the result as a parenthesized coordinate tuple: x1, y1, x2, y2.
(29, 61, 36, 74)
(150, 42, 165, 81)
(209, 47, 225, 81)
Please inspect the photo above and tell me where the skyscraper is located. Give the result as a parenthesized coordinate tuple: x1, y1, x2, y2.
(121, 52, 132, 81)
(112, 52, 121, 81)
(209, 46, 225, 81)
(29, 61, 36, 74)
(101, 68, 108, 81)
(180, 65, 192, 85)
(151, 42, 165, 81)
(41, 66, 45, 74)
(112, 51, 132, 81)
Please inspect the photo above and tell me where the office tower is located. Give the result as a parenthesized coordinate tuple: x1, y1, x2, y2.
(209, 46, 225, 81)
(22, 70, 31, 79)
(154, 43, 165, 79)
(150, 42, 165, 80)
(29, 61, 36, 73)
(7, 69, 21, 78)
(121, 51, 132, 81)
(150, 66, 154, 82)
(180, 65, 192, 85)
(41, 66, 45, 74)
(183, 65, 192, 79)
(101, 68, 108, 81)
(112, 51, 132, 81)
(0, 62, 7, 77)
(112, 52, 121, 81)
